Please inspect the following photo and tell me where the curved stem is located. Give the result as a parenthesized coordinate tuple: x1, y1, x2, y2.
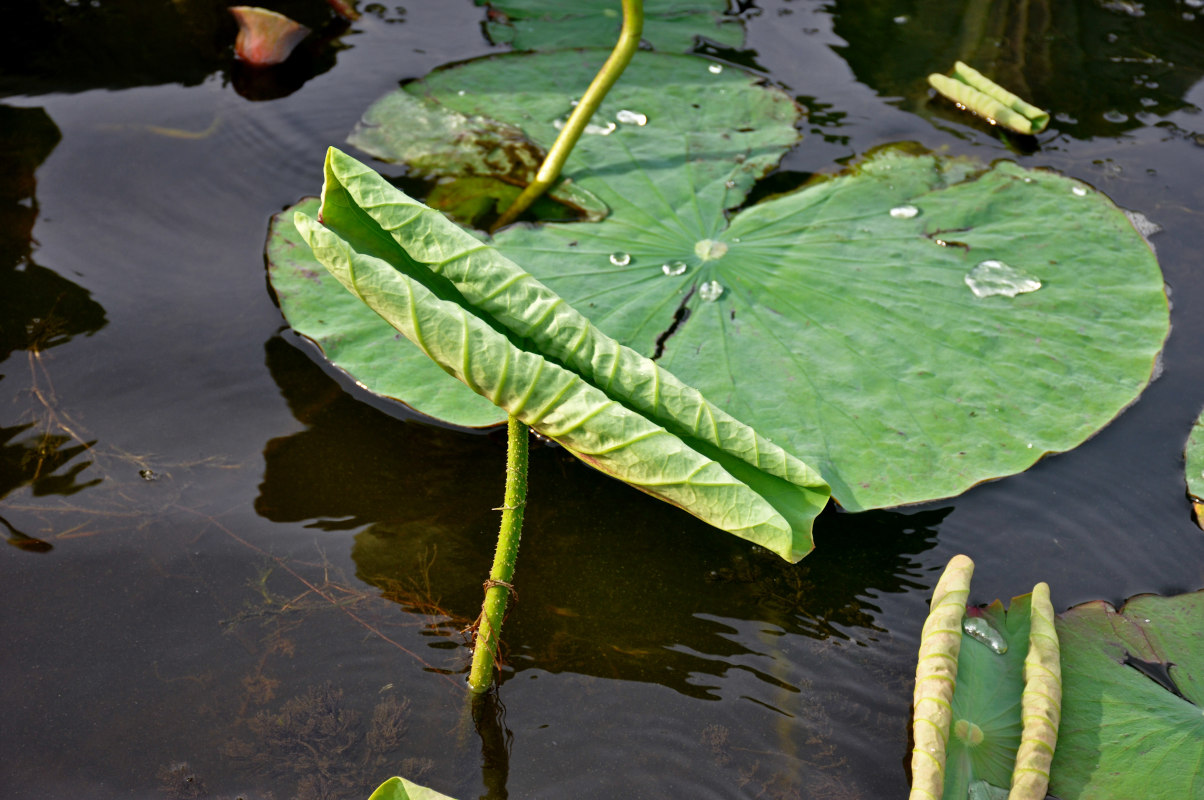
(490, 0, 644, 232)
(467, 416, 529, 693)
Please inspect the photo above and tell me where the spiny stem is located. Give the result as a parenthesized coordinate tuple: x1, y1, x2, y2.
(467, 415, 529, 693)
(490, 0, 644, 232)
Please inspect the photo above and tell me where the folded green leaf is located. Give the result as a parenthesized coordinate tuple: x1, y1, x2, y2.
(928, 61, 1049, 135)
(1186, 407, 1204, 529)
(910, 554, 974, 800)
(368, 776, 459, 800)
(296, 147, 829, 561)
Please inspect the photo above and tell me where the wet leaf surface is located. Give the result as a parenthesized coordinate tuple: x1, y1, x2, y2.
(476, 0, 743, 53)
(362, 50, 1169, 510)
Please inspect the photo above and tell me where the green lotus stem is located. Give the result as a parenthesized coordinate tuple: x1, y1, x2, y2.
(467, 415, 529, 693)
(490, 0, 643, 232)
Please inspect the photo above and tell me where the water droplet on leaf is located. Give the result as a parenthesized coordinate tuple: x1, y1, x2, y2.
(963, 616, 1008, 654)
(889, 204, 919, 219)
(662, 260, 688, 276)
(965, 260, 1042, 298)
(699, 280, 724, 302)
(609, 252, 631, 267)
(708, 63, 723, 74)
(616, 109, 647, 126)
(1072, 186, 1088, 197)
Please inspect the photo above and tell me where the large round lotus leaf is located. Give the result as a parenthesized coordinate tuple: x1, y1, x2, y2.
(378, 50, 1168, 511)
(476, 0, 743, 53)
(266, 198, 506, 427)
(1187, 407, 1204, 529)
(1051, 591, 1204, 800)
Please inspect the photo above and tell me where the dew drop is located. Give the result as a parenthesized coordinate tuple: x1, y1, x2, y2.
(893, 14, 909, 23)
(457, 90, 466, 96)
(609, 252, 631, 267)
(616, 109, 648, 126)
(699, 280, 724, 302)
(1072, 186, 1088, 196)
(965, 260, 1042, 299)
(662, 260, 688, 276)
(963, 616, 1008, 654)
(889, 204, 919, 219)
(708, 63, 723, 74)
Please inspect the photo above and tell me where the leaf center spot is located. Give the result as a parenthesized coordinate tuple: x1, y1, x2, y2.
(694, 238, 728, 262)
(953, 719, 985, 746)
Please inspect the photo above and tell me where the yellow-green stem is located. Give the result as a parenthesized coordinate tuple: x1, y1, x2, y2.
(467, 416, 529, 693)
(490, 0, 643, 232)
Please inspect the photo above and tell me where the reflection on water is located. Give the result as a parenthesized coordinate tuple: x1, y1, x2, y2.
(259, 335, 944, 698)
(1, 0, 345, 99)
(832, 0, 1204, 139)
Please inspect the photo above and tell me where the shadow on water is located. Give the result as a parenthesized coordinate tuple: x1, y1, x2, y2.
(1, 104, 107, 552)
(831, 0, 1204, 139)
(257, 335, 946, 698)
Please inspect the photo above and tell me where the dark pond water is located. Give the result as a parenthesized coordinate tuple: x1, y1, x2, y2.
(2, 2, 1203, 799)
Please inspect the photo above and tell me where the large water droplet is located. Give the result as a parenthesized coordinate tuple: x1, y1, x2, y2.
(1072, 186, 1088, 197)
(609, 252, 631, 267)
(694, 239, 728, 261)
(616, 109, 648, 126)
(698, 280, 724, 302)
(962, 616, 1008, 654)
(965, 260, 1042, 298)
(889, 204, 919, 219)
(708, 63, 723, 74)
(662, 260, 687, 276)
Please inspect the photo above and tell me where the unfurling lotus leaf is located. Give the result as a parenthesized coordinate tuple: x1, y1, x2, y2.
(909, 557, 1061, 800)
(1008, 581, 1060, 800)
(928, 61, 1050, 135)
(910, 554, 974, 800)
(293, 147, 829, 561)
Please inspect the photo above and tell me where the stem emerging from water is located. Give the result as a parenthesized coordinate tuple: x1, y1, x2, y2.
(490, 0, 644, 232)
(467, 416, 529, 693)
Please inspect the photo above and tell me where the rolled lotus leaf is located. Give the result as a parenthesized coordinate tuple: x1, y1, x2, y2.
(910, 554, 975, 800)
(1008, 582, 1060, 800)
(928, 61, 1049, 135)
(296, 148, 829, 561)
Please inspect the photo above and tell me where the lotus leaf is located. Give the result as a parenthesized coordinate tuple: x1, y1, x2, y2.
(267, 197, 506, 427)
(1187, 407, 1203, 529)
(475, 0, 742, 53)
(368, 776, 459, 800)
(361, 50, 1167, 510)
(1051, 591, 1204, 800)
(292, 147, 829, 561)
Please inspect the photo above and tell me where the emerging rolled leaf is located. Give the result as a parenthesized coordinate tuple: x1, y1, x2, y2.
(295, 148, 829, 561)
(910, 554, 974, 800)
(1187, 407, 1204, 530)
(1009, 582, 1060, 800)
(928, 61, 1049, 134)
